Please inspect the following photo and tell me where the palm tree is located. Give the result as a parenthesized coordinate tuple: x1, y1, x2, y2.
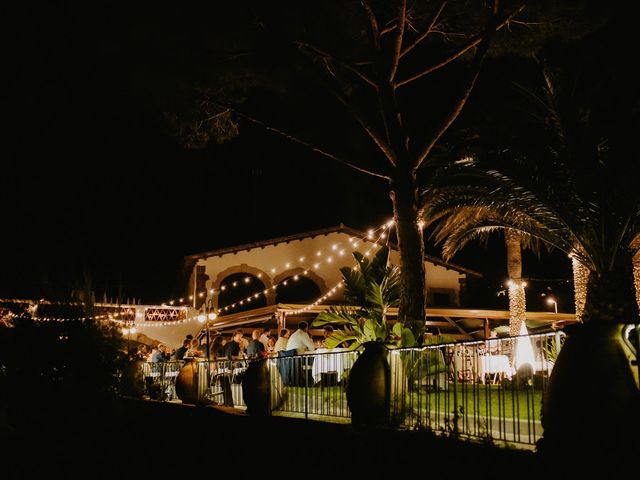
(423, 202, 536, 339)
(422, 45, 640, 455)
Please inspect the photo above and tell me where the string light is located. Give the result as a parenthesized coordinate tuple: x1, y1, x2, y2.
(216, 221, 393, 314)
(634, 254, 640, 313)
(507, 279, 527, 338)
(12, 221, 397, 327)
(571, 256, 589, 322)
(287, 224, 392, 315)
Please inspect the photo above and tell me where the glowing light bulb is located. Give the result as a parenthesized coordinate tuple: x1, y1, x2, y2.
(367, 229, 373, 239)
(339, 250, 345, 256)
(244, 277, 250, 283)
(332, 244, 338, 251)
(314, 263, 320, 269)
(197, 314, 206, 323)
(221, 286, 226, 291)
(293, 275, 299, 281)
(299, 256, 305, 262)
(271, 268, 276, 273)
(232, 281, 238, 287)
(316, 251, 322, 256)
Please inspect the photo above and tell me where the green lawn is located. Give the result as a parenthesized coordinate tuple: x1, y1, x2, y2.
(401, 383, 543, 420)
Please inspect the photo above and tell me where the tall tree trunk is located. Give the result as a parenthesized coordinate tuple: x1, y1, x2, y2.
(390, 174, 426, 344)
(582, 250, 637, 324)
(505, 230, 526, 338)
(571, 255, 590, 322)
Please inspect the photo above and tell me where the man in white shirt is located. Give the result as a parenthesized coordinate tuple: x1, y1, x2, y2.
(286, 321, 316, 355)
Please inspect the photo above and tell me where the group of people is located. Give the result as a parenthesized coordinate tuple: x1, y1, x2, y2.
(132, 322, 340, 364)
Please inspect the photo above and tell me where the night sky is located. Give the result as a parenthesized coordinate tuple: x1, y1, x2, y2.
(3, 2, 578, 310)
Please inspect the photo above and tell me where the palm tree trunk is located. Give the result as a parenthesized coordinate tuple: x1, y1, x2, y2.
(571, 255, 590, 322)
(633, 252, 640, 315)
(505, 230, 526, 338)
(390, 175, 426, 344)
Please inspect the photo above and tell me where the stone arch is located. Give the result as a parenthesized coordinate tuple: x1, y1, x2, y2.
(210, 264, 274, 308)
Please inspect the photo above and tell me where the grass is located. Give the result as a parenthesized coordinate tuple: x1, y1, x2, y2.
(406, 383, 543, 420)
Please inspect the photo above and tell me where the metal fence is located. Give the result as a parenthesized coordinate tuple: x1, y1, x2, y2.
(135, 332, 562, 446)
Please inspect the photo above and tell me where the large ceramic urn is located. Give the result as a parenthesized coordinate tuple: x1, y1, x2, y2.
(347, 341, 391, 427)
(541, 322, 639, 458)
(242, 358, 271, 416)
(175, 359, 200, 404)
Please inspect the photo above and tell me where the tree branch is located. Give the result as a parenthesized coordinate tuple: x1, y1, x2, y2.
(414, 2, 508, 171)
(389, 0, 407, 82)
(330, 88, 397, 167)
(361, 0, 381, 51)
(397, 5, 525, 88)
(216, 102, 390, 180)
(295, 41, 378, 89)
(399, 1, 447, 59)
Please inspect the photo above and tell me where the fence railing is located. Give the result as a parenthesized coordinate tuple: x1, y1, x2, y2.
(135, 332, 563, 446)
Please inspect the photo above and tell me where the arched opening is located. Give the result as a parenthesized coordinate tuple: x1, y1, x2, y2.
(276, 276, 322, 304)
(218, 273, 267, 314)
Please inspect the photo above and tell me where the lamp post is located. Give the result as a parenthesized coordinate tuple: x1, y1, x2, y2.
(197, 299, 218, 360)
(547, 297, 558, 313)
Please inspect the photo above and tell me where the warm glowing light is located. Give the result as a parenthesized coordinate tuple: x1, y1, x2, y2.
(293, 275, 299, 281)
(339, 249, 345, 256)
(285, 263, 291, 268)
(316, 251, 322, 256)
(197, 314, 206, 323)
(299, 256, 305, 262)
(199, 292, 204, 297)
(257, 273, 262, 278)
(314, 263, 320, 269)
(208, 312, 217, 320)
(514, 322, 536, 372)
(169, 301, 174, 305)
(332, 244, 338, 251)
(244, 277, 250, 283)
(386, 219, 395, 227)
(129, 327, 137, 334)
(271, 268, 276, 273)
(221, 286, 226, 291)
(233, 281, 238, 287)
(418, 220, 425, 229)
(189, 295, 193, 300)
(367, 229, 373, 239)
(327, 257, 333, 263)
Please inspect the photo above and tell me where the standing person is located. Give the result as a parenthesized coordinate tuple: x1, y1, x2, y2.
(174, 339, 190, 361)
(247, 329, 265, 359)
(223, 329, 244, 359)
(287, 321, 315, 355)
(258, 327, 270, 350)
(275, 328, 290, 353)
(151, 344, 169, 362)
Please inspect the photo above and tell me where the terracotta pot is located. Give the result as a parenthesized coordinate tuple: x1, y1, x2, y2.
(347, 341, 390, 427)
(175, 360, 199, 404)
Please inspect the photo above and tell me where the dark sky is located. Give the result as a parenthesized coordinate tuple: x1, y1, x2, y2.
(3, 2, 577, 310)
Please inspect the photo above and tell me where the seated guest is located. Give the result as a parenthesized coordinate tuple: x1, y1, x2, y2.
(184, 338, 202, 358)
(275, 328, 290, 353)
(321, 326, 334, 347)
(223, 329, 244, 359)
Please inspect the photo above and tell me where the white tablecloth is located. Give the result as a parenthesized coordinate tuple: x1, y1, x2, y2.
(477, 355, 514, 379)
(309, 348, 356, 384)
